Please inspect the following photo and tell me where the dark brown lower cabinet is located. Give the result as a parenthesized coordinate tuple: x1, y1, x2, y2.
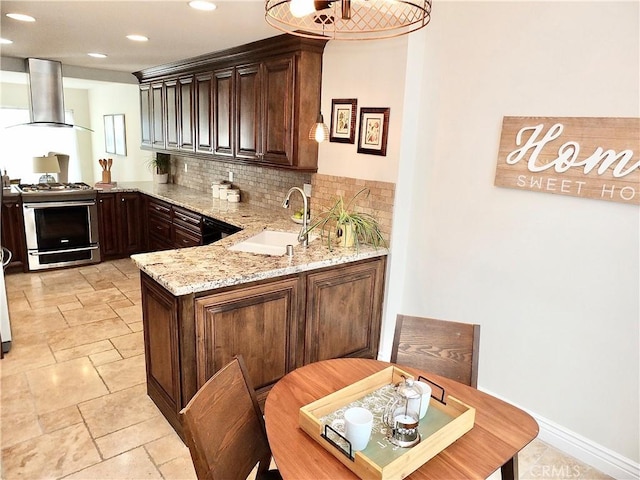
(305, 259, 385, 363)
(140, 256, 386, 439)
(98, 192, 144, 260)
(1, 196, 27, 273)
(194, 276, 304, 406)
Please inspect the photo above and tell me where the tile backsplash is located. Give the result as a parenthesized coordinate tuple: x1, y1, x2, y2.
(311, 174, 395, 244)
(171, 155, 312, 210)
(170, 156, 395, 243)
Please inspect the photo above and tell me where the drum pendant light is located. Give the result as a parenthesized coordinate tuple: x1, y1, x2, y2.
(265, 0, 432, 40)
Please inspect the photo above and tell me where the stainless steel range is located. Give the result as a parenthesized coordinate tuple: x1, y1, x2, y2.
(17, 182, 101, 271)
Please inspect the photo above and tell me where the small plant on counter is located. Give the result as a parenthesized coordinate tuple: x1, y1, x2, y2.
(305, 188, 386, 251)
(147, 152, 170, 175)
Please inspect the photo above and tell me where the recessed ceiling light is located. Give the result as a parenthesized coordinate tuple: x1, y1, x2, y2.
(126, 34, 149, 42)
(6, 13, 36, 22)
(88, 53, 107, 58)
(0, 38, 13, 44)
(189, 1, 217, 11)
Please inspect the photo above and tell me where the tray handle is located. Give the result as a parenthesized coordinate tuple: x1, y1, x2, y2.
(418, 375, 447, 405)
(321, 424, 355, 461)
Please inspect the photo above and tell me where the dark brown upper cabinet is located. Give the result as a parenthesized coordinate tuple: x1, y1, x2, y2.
(165, 80, 179, 150)
(235, 57, 293, 166)
(213, 68, 234, 157)
(134, 34, 327, 172)
(195, 73, 214, 154)
(178, 76, 195, 152)
(151, 82, 165, 149)
(140, 84, 152, 148)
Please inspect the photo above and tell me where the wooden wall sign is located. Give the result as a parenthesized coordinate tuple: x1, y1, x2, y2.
(495, 117, 640, 205)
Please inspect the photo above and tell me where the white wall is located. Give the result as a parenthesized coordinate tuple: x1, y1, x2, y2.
(87, 82, 152, 183)
(387, 0, 639, 469)
(0, 80, 94, 182)
(0, 76, 151, 184)
(318, 37, 407, 182)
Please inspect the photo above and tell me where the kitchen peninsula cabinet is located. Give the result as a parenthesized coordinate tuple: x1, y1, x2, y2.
(1, 196, 27, 273)
(140, 256, 385, 439)
(141, 273, 187, 435)
(134, 34, 327, 171)
(98, 192, 144, 260)
(194, 276, 304, 406)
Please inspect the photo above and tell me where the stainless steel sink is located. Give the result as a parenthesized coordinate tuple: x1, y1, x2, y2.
(228, 230, 315, 256)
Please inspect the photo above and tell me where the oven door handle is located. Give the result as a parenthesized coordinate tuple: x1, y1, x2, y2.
(28, 245, 100, 256)
(23, 200, 96, 209)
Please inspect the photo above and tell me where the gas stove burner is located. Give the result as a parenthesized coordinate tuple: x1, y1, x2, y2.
(18, 182, 93, 193)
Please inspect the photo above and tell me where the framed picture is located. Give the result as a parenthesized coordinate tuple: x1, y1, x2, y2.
(330, 98, 357, 144)
(104, 114, 127, 155)
(104, 115, 115, 154)
(357, 107, 390, 156)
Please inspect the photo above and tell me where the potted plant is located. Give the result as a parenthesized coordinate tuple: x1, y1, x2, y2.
(147, 153, 170, 184)
(306, 188, 386, 251)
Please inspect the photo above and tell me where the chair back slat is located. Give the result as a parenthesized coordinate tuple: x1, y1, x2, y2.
(391, 315, 480, 388)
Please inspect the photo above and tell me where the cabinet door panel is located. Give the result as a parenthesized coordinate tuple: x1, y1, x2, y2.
(195, 278, 302, 403)
(178, 76, 195, 152)
(97, 193, 119, 258)
(235, 64, 261, 160)
(305, 259, 385, 363)
(213, 68, 234, 157)
(262, 57, 293, 165)
(151, 83, 165, 149)
(165, 80, 178, 150)
(139, 85, 152, 148)
(1, 198, 27, 272)
(141, 275, 182, 431)
(195, 73, 213, 153)
(120, 193, 143, 255)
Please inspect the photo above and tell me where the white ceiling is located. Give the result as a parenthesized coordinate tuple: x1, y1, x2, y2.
(0, 1, 280, 78)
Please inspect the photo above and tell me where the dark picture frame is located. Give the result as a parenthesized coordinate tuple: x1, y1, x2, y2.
(357, 107, 390, 156)
(329, 98, 357, 144)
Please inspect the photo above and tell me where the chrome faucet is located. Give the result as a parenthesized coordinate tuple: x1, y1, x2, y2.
(282, 187, 309, 246)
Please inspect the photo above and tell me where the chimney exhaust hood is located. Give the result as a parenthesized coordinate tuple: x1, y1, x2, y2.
(24, 58, 92, 131)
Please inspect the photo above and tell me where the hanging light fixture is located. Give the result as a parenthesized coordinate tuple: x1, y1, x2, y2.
(309, 113, 329, 142)
(265, 0, 432, 41)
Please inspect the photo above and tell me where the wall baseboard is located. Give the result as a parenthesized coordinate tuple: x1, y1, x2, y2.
(480, 388, 639, 480)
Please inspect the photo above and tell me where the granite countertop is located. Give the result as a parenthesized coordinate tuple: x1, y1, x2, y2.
(111, 182, 388, 296)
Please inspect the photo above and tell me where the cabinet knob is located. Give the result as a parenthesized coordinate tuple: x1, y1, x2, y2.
(122, 198, 125, 202)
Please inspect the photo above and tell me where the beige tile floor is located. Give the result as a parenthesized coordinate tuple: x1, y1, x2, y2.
(0, 260, 612, 480)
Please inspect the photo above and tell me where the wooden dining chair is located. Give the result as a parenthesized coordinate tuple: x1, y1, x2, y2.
(391, 315, 517, 480)
(179, 355, 282, 480)
(391, 314, 481, 389)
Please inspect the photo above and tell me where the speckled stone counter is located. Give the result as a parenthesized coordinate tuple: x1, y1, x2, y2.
(112, 182, 388, 296)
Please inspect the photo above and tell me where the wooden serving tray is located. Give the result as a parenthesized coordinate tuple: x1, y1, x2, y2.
(299, 366, 475, 480)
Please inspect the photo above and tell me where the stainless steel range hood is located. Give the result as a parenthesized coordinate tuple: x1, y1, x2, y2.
(24, 58, 92, 131)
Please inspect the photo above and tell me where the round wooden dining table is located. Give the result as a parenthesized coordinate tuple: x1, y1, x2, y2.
(264, 358, 538, 480)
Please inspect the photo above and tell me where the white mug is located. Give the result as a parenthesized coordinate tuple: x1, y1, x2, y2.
(332, 407, 373, 452)
(410, 381, 432, 419)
